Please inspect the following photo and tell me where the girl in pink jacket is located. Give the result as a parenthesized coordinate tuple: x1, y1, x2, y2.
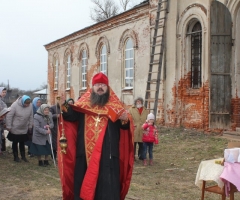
(142, 113, 158, 166)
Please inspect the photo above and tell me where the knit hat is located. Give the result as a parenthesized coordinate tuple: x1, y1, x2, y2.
(147, 113, 155, 120)
(92, 73, 109, 86)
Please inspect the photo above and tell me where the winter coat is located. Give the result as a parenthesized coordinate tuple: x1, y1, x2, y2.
(49, 104, 61, 150)
(128, 105, 148, 142)
(0, 99, 7, 132)
(142, 123, 158, 143)
(0, 98, 7, 111)
(6, 97, 33, 135)
(32, 112, 54, 145)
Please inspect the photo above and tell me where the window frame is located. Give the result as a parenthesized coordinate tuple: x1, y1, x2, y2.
(81, 50, 87, 90)
(124, 38, 134, 89)
(54, 59, 59, 90)
(100, 45, 107, 74)
(66, 54, 71, 90)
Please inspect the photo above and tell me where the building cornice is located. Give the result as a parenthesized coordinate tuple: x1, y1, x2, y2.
(44, 2, 149, 51)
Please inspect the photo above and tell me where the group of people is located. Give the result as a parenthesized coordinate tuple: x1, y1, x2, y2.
(0, 87, 75, 167)
(0, 72, 159, 200)
(129, 97, 158, 166)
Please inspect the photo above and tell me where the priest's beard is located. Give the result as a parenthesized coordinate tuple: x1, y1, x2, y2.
(90, 88, 110, 107)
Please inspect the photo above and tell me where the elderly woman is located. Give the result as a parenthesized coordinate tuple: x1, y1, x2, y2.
(67, 98, 75, 105)
(0, 99, 7, 156)
(30, 104, 54, 166)
(6, 95, 33, 162)
(25, 97, 42, 157)
(0, 87, 7, 153)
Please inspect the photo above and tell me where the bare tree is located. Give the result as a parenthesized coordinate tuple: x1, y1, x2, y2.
(119, 0, 130, 11)
(90, 0, 119, 23)
(40, 82, 47, 90)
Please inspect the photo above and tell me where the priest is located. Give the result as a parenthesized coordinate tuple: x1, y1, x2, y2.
(58, 72, 134, 200)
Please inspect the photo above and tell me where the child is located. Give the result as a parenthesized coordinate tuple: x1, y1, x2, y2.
(142, 113, 158, 166)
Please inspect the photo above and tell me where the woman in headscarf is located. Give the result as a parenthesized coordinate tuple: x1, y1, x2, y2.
(30, 104, 54, 166)
(6, 95, 33, 162)
(66, 98, 74, 105)
(0, 87, 7, 154)
(0, 106, 9, 155)
(0, 87, 7, 103)
(25, 97, 42, 156)
(32, 97, 42, 115)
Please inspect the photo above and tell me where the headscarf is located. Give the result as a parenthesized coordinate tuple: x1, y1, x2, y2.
(36, 104, 51, 124)
(21, 95, 31, 107)
(0, 87, 6, 95)
(32, 97, 41, 114)
(67, 98, 75, 104)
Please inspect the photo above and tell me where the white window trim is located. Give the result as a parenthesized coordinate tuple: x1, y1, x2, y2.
(122, 87, 133, 90)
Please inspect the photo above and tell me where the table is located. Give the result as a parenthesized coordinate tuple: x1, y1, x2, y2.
(195, 158, 224, 189)
(195, 158, 238, 200)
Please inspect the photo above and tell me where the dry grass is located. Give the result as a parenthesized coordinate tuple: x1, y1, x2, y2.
(0, 127, 239, 200)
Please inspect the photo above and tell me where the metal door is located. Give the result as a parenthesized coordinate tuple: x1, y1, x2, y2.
(210, 1, 232, 129)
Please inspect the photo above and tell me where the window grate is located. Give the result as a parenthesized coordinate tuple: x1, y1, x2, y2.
(190, 22, 202, 89)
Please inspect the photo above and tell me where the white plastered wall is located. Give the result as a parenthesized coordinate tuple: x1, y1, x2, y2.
(227, 0, 240, 98)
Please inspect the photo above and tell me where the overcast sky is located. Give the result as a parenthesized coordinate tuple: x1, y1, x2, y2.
(0, 0, 94, 91)
(0, 0, 142, 91)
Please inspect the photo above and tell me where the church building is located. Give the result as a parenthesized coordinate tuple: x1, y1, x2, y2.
(44, 0, 240, 131)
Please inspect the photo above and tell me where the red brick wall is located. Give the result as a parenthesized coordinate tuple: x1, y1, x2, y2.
(231, 98, 240, 130)
(165, 72, 209, 130)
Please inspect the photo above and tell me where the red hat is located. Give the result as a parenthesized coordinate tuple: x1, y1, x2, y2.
(92, 73, 109, 86)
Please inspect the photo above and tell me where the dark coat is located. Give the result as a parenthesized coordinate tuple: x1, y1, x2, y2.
(49, 104, 61, 150)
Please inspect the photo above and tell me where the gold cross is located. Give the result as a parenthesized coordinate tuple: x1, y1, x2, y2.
(94, 115, 101, 127)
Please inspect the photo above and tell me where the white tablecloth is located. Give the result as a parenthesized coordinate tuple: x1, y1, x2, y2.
(224, 148, 240, 163)
(195, 158, 224, 189)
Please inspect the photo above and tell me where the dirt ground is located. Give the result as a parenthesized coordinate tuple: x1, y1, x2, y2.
(0, 127, 239, 200)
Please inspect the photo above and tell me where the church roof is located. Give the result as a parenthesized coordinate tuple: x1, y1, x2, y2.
(33, 88, 47, 95)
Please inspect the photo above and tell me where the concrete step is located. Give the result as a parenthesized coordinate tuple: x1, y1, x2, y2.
(221, 133, 240, 141)
(223, 130, 240, 136)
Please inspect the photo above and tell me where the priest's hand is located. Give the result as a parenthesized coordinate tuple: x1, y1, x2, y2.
(119, 110, 128, 121)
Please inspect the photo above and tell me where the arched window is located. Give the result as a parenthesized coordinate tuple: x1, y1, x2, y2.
(66, 54, 71, 90)
(81, 50, 87, 89)
(100, 45, 107, 74)
(190, 22, 202, 88)
(54, 59, 58, 90)
(124, 39, 134, 88)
